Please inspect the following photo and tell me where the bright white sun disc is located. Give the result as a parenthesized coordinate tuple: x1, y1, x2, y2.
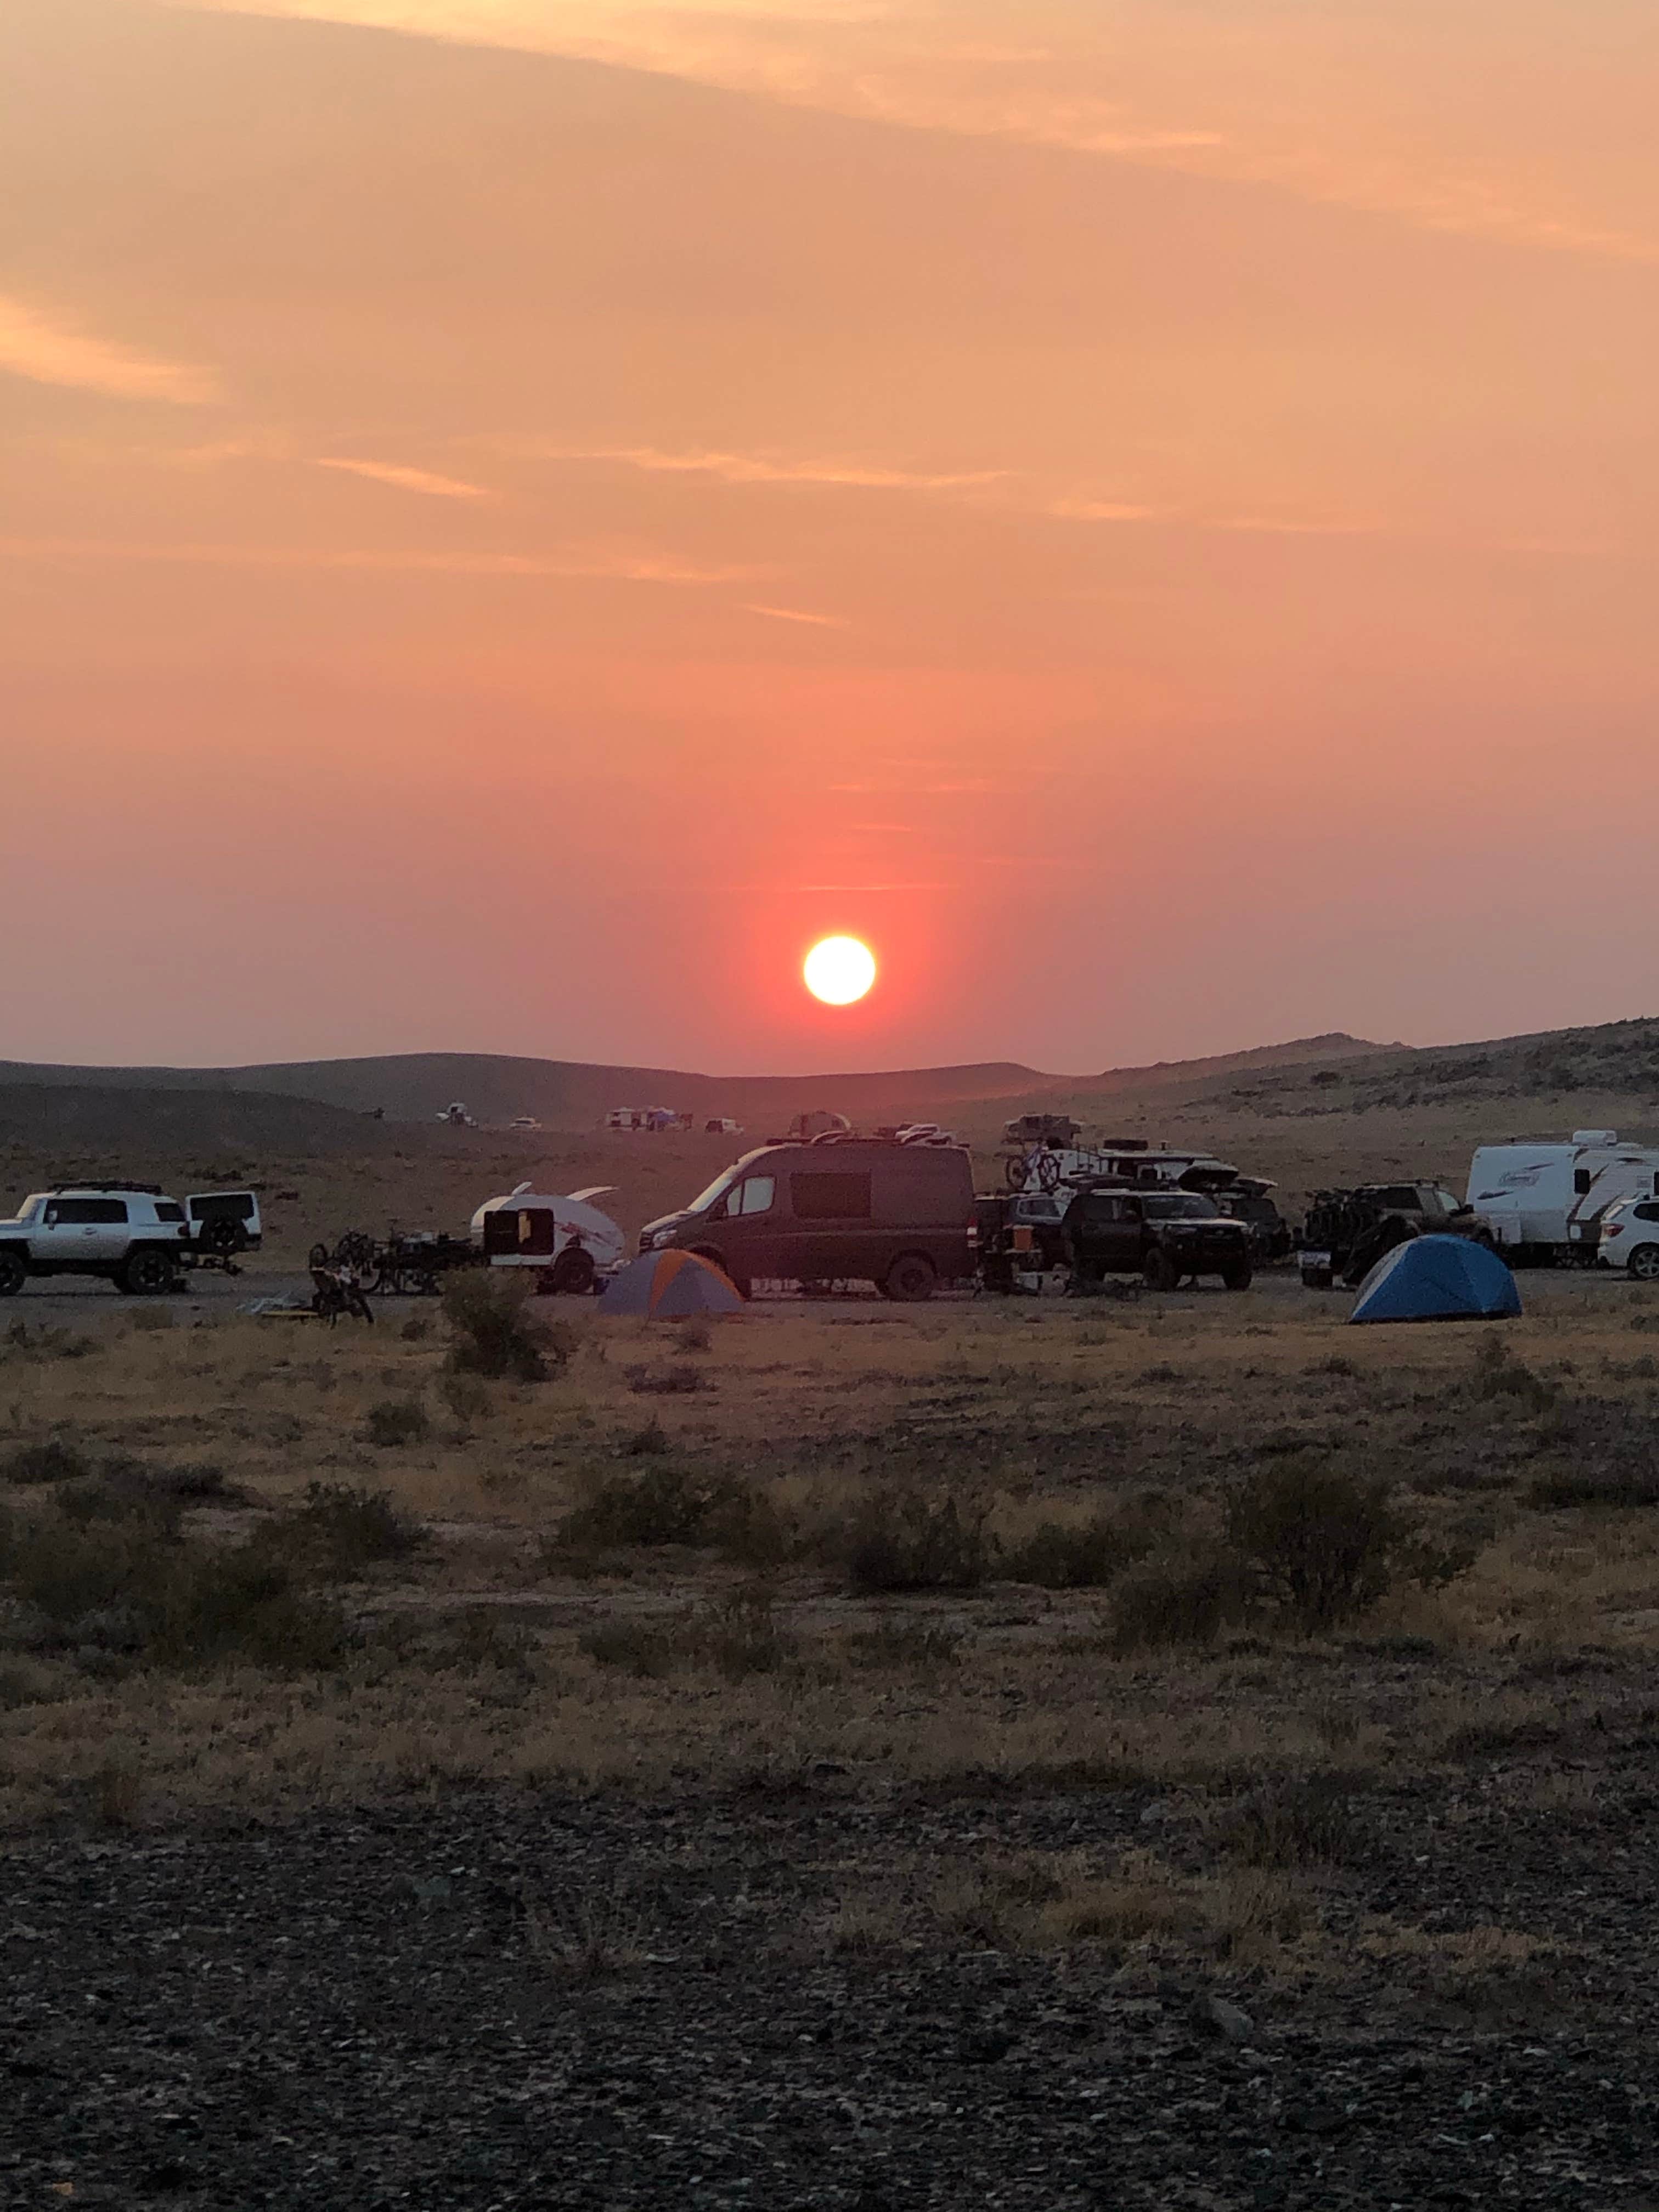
(804, 935, 876, 1006)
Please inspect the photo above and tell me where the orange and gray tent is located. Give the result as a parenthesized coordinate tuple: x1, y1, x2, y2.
(598, 1249, 746, 1317)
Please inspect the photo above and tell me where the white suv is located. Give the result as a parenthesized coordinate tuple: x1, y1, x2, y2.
(1598, 1198, 1659, 1281)
(0, 1184, 190, 1296)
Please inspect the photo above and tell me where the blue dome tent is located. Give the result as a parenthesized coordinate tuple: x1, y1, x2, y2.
(1348, 1234, 1522, 1324)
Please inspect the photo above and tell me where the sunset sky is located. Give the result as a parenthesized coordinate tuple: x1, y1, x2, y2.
(4, 0, 1656, 1073)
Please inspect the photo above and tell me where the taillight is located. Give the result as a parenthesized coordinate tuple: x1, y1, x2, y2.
(1605, 1223, 1625, 1238)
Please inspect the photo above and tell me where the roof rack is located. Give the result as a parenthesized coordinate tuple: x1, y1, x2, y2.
(48, 1181, 164, 1196)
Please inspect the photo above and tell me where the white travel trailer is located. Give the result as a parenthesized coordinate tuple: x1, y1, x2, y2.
(1466, 1132, 1659, 1266)
(470, 1182, 625, 1294)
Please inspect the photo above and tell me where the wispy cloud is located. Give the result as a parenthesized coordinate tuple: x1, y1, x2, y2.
(0, 295, 218, 405)
(743, 602, 850, 628)
(0, 538, 757, 584)
(529, 445, 1004, 493)
(1048, 497, 1165, 523)
(313, 456, 490, 499)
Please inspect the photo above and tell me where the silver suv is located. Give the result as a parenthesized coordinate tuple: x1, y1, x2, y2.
(0, 1184, 190, 1296)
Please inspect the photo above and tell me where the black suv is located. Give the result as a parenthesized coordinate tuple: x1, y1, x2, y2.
(1062, 1186, 1253, 1291)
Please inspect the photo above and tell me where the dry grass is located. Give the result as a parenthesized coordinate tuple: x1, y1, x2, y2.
(4, 1264, 1659, 1826)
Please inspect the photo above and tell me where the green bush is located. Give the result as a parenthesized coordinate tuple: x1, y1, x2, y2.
(833, 1488, 993, 1595)
(1002, 1508, 1156, 1590)
(3, 1438, 92, 1487)
(363, 1397, 431, 1448)
(1108, 1550, 1250, 1652)
(256, 1481, 428, 1578)
(442, 1272, 565, 1383)
(1225, 1456, 1467, 1632)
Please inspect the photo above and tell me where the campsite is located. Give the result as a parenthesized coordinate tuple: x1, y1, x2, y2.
(7, 1030, 1659, 2204)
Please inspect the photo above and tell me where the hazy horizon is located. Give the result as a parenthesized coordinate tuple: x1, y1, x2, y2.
(5, 1, 1656, 1074)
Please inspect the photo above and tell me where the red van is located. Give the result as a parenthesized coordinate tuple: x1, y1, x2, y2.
(636, 1140, 974, 1299)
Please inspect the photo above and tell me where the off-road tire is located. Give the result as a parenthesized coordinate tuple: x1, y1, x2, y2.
(882, 1252, 938, 1303)
(1142, 1248, 1180, 1294)
(1301, 1266, 1335, 1290)
(1629, 1244, 1659, 1283)
(0, 1249, 26, 1297)
(547, 1247, 596, 1296)
(120, 1248, 177, 1297)
(687, 1247, 748, 1298)
(1221, 1261, 1254, 1292)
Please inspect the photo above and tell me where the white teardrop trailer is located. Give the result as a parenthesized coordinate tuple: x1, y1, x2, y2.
(470, 1182, 626, 1295)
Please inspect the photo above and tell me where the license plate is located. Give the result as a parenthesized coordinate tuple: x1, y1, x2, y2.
(1300, 1250, 1331, 1269)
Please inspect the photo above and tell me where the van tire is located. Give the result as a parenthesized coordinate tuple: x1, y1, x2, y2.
(0, 1250, 25, 1297)
(1629, 1244, 1659, 1283)
(546, 1248, 595, 1296)
(120, 1248, 177, 1296)
(688, 1246, 747, 1298)
(1143, 1249, 1180, 1293)
(1221, 1261, 1253, 1292)
(882, 1253, 937, 1302)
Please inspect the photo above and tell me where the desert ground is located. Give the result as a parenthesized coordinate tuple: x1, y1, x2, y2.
(6, 1095, 1659, 2206)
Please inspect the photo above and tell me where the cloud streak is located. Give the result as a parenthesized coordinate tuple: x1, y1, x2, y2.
(0, 538, 757, 584)
(743, 602, 851, 628)
(313, 457, 490, 498)
(0, 295, 219, 405)
(532, 445, 1005, 493)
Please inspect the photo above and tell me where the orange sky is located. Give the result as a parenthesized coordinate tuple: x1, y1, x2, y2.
(3, 0, 1656, 1071)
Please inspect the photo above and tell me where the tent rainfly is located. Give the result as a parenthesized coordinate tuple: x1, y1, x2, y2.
(1348, 1234, 1522, 1324)
(598, 1249, 746, 1318)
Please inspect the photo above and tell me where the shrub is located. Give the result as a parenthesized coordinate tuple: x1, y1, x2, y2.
(619, 1420, 670, 1458)
(363, 1397, 431, 1448)
(3, 1438, 92, 1487)
(257, 1481, 427, 1578)
(438, 1370, 491, 1425)
(1212, 1774, 1369, 1867)
(1003, 1508, 1157, 1590)
(696, 1584, 792, 1679)
(1470, 1335, 1556, 1414)
(627, 1362, 709, 1396)
(845, 1617, 962, 1672)
(555, 1464, 758, 1551)
(442, 1272, 563, 1383)
(578, 1617, 680, 1678)
(1108, 1551, 1250, 1652)
(1526, 1466, 1659, 1509)
(1226, 1457, 1466, 1633)
(833, 1488, 993, 1595)
(399, 1313, 433, 1343)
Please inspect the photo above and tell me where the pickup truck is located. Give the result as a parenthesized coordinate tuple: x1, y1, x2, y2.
(1063, 1187, 1254, 1291)
(0, 1184, 190, 1295)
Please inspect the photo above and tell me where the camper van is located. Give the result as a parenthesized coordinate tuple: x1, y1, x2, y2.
(470, 1182, 625, 1294)
(1466, 1132, 1659, 1266)
(637, 1139, 974, 1299)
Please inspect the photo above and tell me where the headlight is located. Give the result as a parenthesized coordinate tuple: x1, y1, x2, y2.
(651, 1228, 676, 1249)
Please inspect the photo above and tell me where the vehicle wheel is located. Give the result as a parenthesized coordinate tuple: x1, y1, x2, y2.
(1035, 1152, 1062, 1192)
(0, 1250, 25, 1297)
(1629, 1245, 1659, 1283)
(1222, 1262, 1254, 1292)
(882, 1252, 938, 1302)
(1142, 1248, 1180, 1293)
(1300, 1267, 1335, 1291)
(549, 1248, 596, 1296)
(120, 1248, 177, 1296)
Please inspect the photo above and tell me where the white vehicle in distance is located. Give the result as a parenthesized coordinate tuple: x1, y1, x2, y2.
(1598, 1197, 1659, 1280)
(0, 1183, 191, 1296)
(510, 1116, 541, 1133)
(469, 1181, 625, 1295)
(703, 1118, 743, 1136)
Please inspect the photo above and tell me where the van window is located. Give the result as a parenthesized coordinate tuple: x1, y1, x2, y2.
(791, 1172, 872, 1221)
(731, 1176, 776, 1217)
(191, 1193, 255, 1221)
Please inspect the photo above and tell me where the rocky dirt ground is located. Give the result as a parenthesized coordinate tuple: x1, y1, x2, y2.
(6, 1747, 1659, 2211)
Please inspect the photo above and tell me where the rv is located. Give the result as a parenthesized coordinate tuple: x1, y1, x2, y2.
(1466, 1131, 1659, 1266)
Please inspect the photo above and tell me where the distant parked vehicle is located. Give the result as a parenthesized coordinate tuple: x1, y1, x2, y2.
(1062, 1186, 1253, 1293)
(471, 1181, 625, 1295)
(1598, 1197, 1659, 1280)
(703, 1118, 743, 1136)
(0, 1183, 190, 1296)
(606, 1106, 689, 1132)
(783, 1110, 853, 1143)
(639, 1139, 974, 1300)
(437, 1101, 477, 1128)
(1468, 1132, 1659, 1267)
(510, 1116, 541, 1133)
(1299, 1182, 1474, 1289)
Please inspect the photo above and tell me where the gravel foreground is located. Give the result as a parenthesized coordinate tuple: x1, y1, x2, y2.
(4, 1778, 1658, 2212)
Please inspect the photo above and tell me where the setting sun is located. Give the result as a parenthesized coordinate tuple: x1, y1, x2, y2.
(803, 935, 877, 1006)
